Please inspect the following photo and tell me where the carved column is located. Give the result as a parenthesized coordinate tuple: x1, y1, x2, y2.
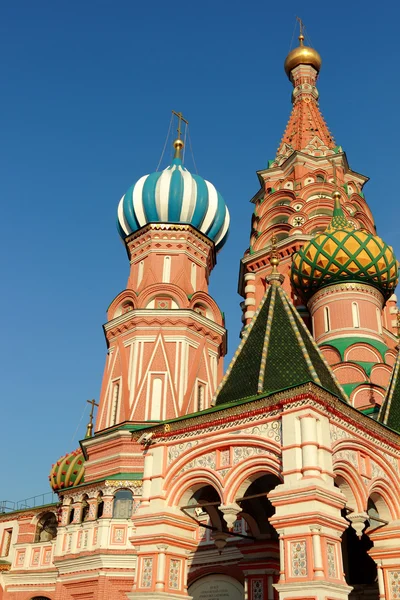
(269, 401, 352, 599)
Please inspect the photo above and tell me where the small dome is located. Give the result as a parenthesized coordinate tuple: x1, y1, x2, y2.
(117, 141, 230, 252)
(49, 449, 85, 491)
(291, 193, 398, 302)
(284, 35, 322, 77)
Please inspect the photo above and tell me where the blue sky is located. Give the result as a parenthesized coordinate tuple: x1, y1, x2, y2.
(1, 1, 400, 502)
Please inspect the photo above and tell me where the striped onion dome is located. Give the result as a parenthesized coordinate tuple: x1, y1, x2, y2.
(49, 448, 85, 491)
(117, 140, 230, 252)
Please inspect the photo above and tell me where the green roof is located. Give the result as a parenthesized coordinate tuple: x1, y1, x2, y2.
(214, 282, 348, 405)
(378, 350, 400, 432)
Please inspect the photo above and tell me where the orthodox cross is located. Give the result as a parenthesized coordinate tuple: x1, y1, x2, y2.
(296, 16, 304, 36)
(85, 399, 99, 438)
(172, 110, 188, 140)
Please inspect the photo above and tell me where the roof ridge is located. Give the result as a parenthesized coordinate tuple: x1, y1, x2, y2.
(214, 282, 348, 407)
(278, 287, 322, 387)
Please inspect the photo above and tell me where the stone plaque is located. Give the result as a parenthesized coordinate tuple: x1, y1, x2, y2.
(189, 574, 244, 600)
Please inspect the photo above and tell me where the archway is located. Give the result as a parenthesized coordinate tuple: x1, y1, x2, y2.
(189, 574, 243, 600)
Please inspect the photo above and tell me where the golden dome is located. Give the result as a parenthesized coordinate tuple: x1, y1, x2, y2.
(284, 35, 322, 78)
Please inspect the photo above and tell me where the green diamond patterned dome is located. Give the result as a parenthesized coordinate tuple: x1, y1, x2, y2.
(291, 193, 398, 302)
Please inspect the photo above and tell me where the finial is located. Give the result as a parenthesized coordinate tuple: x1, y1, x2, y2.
(172, 110, 188, 160)
(85, 399, 99, 438)
(266, 236, 285, 285)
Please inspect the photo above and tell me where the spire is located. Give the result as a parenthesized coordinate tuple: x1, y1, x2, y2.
(326, 190, 353, 231)
(378, 350, 400, 432)
(274, 24, 335, 166)
(214, 283, 348, 406)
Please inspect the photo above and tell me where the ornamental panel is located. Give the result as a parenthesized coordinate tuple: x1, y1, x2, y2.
(140, 557, 153, 588)
(389, 571, 400, 598)
(291, 540, 307, 577)
(169, 558, 181, 590)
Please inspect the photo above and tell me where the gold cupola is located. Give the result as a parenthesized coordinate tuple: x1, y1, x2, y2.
(284, 29, 322, 78)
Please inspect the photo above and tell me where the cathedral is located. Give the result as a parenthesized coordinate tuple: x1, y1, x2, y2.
(2, 29, 400, 600)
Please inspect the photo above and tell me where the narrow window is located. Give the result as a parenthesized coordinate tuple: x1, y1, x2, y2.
(376, 307, 383, 334)
(97, 492, 104, 519)
(150, 378, 162, 420)
(197, 383, 205, 412)
(191, 262, 197, 291)
(111, 382, 120, 425)
(324, 306, 330, 332)
(137, 260, 144, 287)
(1, 529, 12, 556)
(352, 302, 360, 328)
(162, 256, 171, 283)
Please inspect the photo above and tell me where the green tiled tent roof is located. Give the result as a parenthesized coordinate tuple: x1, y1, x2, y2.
(214, 282, 348, 405)
(378, 350, 400, 432)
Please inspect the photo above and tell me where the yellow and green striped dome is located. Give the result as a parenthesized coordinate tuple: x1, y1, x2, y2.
(49, 448, 85, 491)
(291, 192, 398, 302)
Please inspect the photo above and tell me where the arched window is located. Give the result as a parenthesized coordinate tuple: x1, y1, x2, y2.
(324, 306, 331, 332)
(352, 302, 360, 328)
(113, 489, 133, 519)
(376, 307, 383, 334)
(35, 512, 57, 542)
(316, 174, 325, 183)
(193, 304, 207, 318)
(97, 492, 104, 519)
(81, 495, 90, 522)
(68, 508, 75, 525)
(31, 597, 52, 600)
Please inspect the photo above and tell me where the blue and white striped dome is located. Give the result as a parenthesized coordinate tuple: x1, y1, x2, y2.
(117, 156, 230, 252)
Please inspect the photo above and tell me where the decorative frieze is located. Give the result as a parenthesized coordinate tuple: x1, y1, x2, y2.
(168, 440, 199, 464)
(334, 450, 358, 469)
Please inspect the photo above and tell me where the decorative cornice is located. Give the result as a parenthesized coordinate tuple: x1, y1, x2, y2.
(134, 383, 400, 452)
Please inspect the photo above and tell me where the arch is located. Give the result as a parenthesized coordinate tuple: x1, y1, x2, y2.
(34, 511, 57, 542)
(351, 385, 385, 409)
(333, 464, 366, 513)
(335, 474, 359, 512)
(225, 457, 282, 504)
(320, 345, 341, 365)
(370, 364, 392, 388)
(368, 492, 392, 525)
(368, 480, 398, 521)
(345, 344, 382, 363)
(167, 471, 224, 507)
(107, 289, 138, 320)
(332, 363, 367, 385)
(189, 291, 224, 325)
(137, 283, 188, 309)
